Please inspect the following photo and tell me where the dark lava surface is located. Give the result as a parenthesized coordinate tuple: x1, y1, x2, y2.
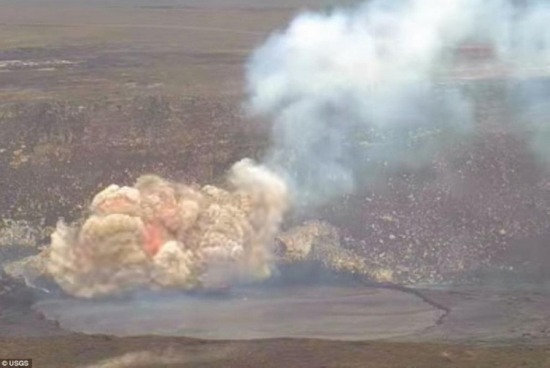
(2, 279, 550, 367)
(29, 284, 550, 345)
(33, 285, 443, 341)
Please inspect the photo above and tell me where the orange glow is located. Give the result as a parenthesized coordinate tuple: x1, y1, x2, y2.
(143, 222, 164, 257)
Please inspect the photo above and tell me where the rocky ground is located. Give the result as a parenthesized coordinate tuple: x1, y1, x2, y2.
(2, 0, 550, 367)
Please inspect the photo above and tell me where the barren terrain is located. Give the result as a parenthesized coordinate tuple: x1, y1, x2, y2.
(2, 0, 550, 367)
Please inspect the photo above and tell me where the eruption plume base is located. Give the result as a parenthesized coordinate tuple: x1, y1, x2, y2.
(42, 159, 289, 298)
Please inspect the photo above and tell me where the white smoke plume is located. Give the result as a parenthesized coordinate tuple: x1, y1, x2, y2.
(246, 0, 550, 207)
(44, 159, 289, 298)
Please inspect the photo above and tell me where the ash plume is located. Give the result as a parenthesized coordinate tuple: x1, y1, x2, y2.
(45, 159, 289, 298)
(246, 0, 550, 207)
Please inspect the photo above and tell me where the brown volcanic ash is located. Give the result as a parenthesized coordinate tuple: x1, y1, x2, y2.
(44, 159, 289, 298)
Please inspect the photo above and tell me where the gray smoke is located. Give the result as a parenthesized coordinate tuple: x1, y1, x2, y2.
(497, 1, 550, 167)
(246, 0, 550, 207)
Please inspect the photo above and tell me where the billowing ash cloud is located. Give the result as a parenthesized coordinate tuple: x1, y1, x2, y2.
(246, 0, 550, 207)
(44, 159, 289, 298)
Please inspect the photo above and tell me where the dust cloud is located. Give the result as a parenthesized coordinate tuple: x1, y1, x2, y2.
(44, 159, 289, 298)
